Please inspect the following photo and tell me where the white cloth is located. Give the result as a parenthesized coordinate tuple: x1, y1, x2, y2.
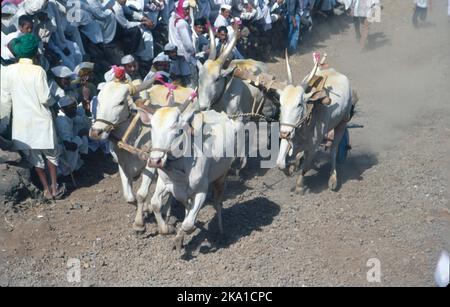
(353, 0, 380, 18)
(80, 0, 117, 44)
(168, 12, 195, 63)
(113, 2, 144, 29)
(448, 0, 450, 16)
(214, 14, 230, 28)
(1, 58, 56, 150)
(55, 110, 89, 176)
(136, 29, 154, 61)
(1, 30, 22, 60)
(414, 0, 428, 8)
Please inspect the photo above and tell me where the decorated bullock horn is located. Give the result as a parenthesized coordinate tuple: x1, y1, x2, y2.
(216, 31, 238, 65)
(285, 49, 293, 85)
(208, 25, 217, 60)
(134, 75, 157, 93)
(178, 87, 198, 113)
(301, 52, 322, 88)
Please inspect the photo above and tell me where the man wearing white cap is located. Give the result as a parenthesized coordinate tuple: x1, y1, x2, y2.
(143, 52, 172, 82)
(163, 43, 192, 86)
(55, 96, 89, 177)
(214, 4, 232, 28)
(121, 54, 142, 81)
(49, 65, 78, 103)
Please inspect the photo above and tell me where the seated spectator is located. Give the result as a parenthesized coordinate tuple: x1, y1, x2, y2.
(216, 26, 244, 60)
(214, 4, 232, 28)
(55, 96, 89, 177)
(49, 65, 78, 102)
(144, 52, 172, 83)
(164, 42, 192, 86)
(121, 54, 142, 81)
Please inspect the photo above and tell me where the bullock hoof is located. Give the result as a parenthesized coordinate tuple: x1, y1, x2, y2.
(328, 176, 338, 191)
(159, 224, 176, 235)
(132, 223, 146, 234)
(173, 234, 185, 253)
(293, 186, 306, 195)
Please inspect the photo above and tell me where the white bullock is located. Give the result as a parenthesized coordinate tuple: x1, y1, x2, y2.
(137, 100, 242, 252)
(276, 54, 356, 192)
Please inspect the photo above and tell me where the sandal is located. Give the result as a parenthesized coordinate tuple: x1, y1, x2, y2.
(52, 183, 66, 200)
(43, 190, 53, 201)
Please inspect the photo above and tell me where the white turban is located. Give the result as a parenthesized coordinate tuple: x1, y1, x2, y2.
(23, 0, 47, 15)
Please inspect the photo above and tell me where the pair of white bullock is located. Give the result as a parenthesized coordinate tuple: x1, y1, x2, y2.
(89, 42, 355, 252)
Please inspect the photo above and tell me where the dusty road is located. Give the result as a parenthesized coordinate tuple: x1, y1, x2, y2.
(1, 0, 449, 286)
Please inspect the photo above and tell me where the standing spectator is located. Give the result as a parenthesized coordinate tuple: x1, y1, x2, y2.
(352, 0, 380, 51)
(286, 0, 300, 54)
(412, 0, 432, 28)
(0, 34, 64, 200)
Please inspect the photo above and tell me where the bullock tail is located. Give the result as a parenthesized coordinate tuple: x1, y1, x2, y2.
(349, 90, 359, 121)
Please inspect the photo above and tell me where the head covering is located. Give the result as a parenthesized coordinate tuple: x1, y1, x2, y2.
(74, 62, 94, 76)
(51, 66, 75, 78)
(120, 54, 135, 65)
(175, 0, 189, 19)
(1, 3, 18, 15)
(111, 65, 126, 80)
(23, 0, 47, 15)
(10, 33, 39, 59)
(220, 4, 232, 11)
(58, 96, 77, 108)
(231, 17, 241, 24)
(153, 53, 170, 63)
(164, 43, 177, 52)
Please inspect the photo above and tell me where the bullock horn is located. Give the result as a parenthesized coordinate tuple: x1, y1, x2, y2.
(134, 75, 157, 93)
(216, 31, 238, 65)
(167, 91, 176, 107)
(285, 49, 293, 85)
(178, 87, 197, 113)
(208, 25, 217, 60)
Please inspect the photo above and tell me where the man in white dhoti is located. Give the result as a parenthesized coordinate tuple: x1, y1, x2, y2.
(55, 96, 89, 177)
(168, 0, 197, 86)
(0, 34, 64, 200)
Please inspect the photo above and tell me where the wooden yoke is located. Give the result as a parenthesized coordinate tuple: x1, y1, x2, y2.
(233, 69, 288, 91)
(117, 98, 152, 160)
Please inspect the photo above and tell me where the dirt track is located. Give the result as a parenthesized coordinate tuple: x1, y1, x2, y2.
(1, 0, 449, 286)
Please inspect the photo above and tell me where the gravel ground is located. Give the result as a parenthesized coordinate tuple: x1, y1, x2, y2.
(0, 0, 449, 287)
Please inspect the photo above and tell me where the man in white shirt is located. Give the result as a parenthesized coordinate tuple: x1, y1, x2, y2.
(1, 34, 64, 200)
(113, 0, 155, 59)
(214, 4, 232, 28)
(55, 96, 89, 177)
(412, 0, 432, 28)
